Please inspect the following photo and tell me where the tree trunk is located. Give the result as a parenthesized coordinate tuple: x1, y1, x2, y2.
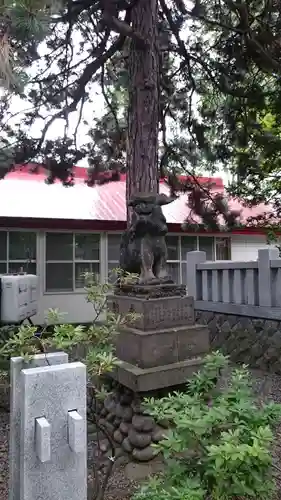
(126, 0, 159, 220)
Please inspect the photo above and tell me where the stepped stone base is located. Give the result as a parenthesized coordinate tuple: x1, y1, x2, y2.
(108, 289, 210, 392)
(115, 324, 209, 369)
(113, 357, 205, 392)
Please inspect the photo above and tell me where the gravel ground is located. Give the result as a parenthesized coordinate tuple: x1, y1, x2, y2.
(0, 369, 281, 500)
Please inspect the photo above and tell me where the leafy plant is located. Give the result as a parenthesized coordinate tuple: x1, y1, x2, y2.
(0, 269, 138, 370)
(0, 269, 139, 500)
(134, 351, 281, 500)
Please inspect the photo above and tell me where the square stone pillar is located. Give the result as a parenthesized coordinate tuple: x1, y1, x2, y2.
(108, 287, 209, 392)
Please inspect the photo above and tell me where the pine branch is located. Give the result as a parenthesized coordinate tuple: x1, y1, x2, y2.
(160, 0, 196, 92)
(100, 0, 147, 49)
(102, 11, 147, 49)
(100, 64, 121, 136)
(58, 0, 100, 22)
(185, 9, 249, 34)
(33, 33, 126, 158)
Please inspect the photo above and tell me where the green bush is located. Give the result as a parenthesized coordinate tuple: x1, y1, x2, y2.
(134, 351, 281, 500)
(0, 269, 139, 394)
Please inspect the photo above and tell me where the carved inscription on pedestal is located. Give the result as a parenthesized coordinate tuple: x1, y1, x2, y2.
(143, 297, 194, 330)
(108, 295, 195, 331)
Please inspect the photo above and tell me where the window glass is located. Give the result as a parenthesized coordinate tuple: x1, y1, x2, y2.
(199, 236, 214, 260)
(0, 232, 7, 260)
(108, 234, 121, 261)
(9, 231, 36, 260)
(75, 262, 100, 288)
(166, 236, 180, 260)
(46, 233, 73, 261)
(75, 234, 100, 261)
(216, 237, 231, 260)
(46, 263, 73, 291)
(181, 236, 197, 260)
(9, 262, 37, 275)
(0, 262, 7, 274)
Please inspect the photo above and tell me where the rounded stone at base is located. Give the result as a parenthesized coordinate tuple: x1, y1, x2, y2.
(113, 429, 123, 444)
(92, 384, 170, 466)
(119, 421, 129, 435)
(128, 429, 152, 449)
(122, 436, 133, 453)
(132, 415, 154, 432)
(132, 446, 161, 462)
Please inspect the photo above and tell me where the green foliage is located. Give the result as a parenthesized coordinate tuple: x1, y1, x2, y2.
(0, 0, 59, 89)
(266, 230, 281, 256)
(133, 352, 281, 500)
(0, 270, 139, 387)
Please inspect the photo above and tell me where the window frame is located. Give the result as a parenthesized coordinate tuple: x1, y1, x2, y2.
(44, 231, 101, 293)
(0, 229, 37, 275)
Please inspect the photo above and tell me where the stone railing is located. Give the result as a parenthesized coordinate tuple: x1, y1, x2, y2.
(186, 248, 281, 373)
(186, 247, 281, 320)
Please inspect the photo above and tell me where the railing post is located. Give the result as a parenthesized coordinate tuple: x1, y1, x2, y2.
(258, 248, 279, 307)
(186, 251, 206, 299)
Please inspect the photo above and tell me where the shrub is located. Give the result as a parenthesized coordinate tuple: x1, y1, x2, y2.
(0, 269, 138, 387)
(134, 351, 281, 500)
(0, 269, 139, 498)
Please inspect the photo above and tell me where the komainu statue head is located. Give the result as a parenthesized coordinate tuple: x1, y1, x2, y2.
(128, 192, 176, 237)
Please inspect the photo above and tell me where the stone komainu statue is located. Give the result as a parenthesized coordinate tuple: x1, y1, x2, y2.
(120, 192, 176, 285)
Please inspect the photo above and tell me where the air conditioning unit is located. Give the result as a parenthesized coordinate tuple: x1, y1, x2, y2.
(0, 274, 38, 324)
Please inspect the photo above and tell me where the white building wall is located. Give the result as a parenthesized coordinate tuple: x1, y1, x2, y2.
(32, 231, 107, 325)
(33, 293, 98, 325)
(230, 234, 276, 261)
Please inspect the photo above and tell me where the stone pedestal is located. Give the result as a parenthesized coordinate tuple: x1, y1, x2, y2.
(107, 289, 209, 392)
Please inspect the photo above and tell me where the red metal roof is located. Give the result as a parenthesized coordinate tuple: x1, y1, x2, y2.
(0, 164, 270, 230)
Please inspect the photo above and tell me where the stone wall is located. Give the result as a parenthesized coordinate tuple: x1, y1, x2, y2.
(89, 384, 169, 464)
(196, 311, 281, 374)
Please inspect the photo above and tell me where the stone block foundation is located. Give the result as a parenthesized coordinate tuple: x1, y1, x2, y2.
(195, 310, 281, 373)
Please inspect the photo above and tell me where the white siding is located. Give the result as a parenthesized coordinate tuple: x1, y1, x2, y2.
(230, 234, 276, 261)
(32, 293, 99, 325)
(29, 231, 107, 325)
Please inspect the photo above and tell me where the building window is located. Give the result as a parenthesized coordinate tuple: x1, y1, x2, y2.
(106, 232, 230, 286)
(199, 236, 214, 260)
(215, 237, 231, 260)
(108, 234, 121, 283)
(166, 235, 181, 283)
(181, 235, 197, 260)
(0, 231, 37, 275)
(45, 232, 100, 292)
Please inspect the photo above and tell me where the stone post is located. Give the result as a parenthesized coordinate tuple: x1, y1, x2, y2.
(186, 251, 206, 299)
(9, 352, 68, 500)
(258, 248, 279, 307)
(20, 362, 87, 500)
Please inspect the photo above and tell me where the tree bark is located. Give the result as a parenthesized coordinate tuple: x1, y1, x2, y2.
(126, 0, 159, 221)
